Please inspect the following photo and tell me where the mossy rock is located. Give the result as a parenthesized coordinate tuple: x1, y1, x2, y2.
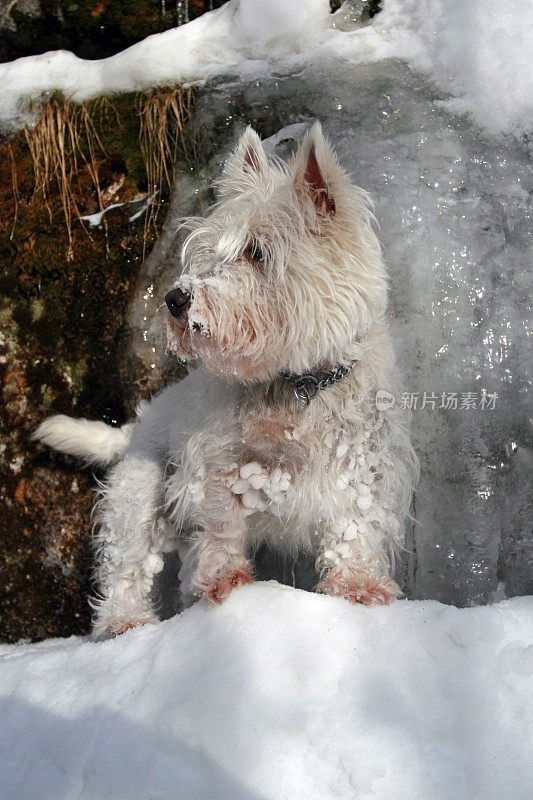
(0, 86, 196, 643)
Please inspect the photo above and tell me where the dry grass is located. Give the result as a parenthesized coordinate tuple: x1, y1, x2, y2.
(7, 141, 20, 239)
(138, 85, 196, 241)
(23, 96, 111, 259)
(12, 86, 196, 259)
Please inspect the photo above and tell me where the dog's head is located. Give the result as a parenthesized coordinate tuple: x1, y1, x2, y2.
(166, 122, 387, 382)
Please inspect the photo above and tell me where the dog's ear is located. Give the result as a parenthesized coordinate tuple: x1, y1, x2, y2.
(291, 121, 341, 219)
(218, 126, 268, 199)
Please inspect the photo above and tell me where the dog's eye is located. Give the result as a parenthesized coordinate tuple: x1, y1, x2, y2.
(245, 242, 264, 263)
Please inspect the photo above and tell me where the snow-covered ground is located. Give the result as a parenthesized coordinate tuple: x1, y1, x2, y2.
(1, 584, 532, 800)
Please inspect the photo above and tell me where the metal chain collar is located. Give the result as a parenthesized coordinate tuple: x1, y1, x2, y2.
(282, 360, 358, 407)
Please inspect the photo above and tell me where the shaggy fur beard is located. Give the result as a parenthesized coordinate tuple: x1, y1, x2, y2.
(34, 122, 418, 637)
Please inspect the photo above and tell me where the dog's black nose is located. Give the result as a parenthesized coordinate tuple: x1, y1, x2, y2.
(165, 288, 191, 319)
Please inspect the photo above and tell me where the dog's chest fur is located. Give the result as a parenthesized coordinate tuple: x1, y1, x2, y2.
(239, 392, 312, 472)
(233, 378, 375, 522)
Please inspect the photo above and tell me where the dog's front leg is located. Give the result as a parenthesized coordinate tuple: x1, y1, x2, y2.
(315, 514, 402, 606)
(92, 455, 167, 637)
(181, 511, 252, 604)
(166, 420, 253, 604)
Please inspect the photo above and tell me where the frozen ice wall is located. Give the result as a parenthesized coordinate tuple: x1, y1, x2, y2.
(140, 50, 531, 607)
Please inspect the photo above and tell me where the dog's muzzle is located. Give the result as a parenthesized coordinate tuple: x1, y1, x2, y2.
(165, 288, 191, 324)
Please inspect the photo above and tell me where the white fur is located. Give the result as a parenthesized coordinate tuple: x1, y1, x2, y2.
(36, 123, 418, 636)
(32, 415, 133, 467)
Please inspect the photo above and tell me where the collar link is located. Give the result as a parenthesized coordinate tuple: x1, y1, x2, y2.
(281, 360, 358, 407)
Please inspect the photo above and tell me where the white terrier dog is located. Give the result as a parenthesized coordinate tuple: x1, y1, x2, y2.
(34, 123, 418, 637)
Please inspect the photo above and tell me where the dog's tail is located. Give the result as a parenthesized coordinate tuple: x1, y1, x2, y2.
(32, 415, 134, 467)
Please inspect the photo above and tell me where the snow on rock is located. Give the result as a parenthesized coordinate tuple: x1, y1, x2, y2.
(0, 0, 329, 129)
(1, 583, 532, 800)
(358, 0, 533, 137)
(0, 0, 531, 136)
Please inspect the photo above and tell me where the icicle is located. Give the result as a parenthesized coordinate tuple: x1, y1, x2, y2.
(176, 0, 189, 26)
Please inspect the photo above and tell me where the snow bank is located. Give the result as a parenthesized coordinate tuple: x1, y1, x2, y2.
(1, 583, 532, 800)
(0, 0, 329, 128)
(361, 0, 533, 137)
(1, 0, 531, 136)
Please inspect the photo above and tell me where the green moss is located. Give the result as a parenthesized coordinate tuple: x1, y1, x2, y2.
(30, 298, 44, 321)
(40, 385, 54, 408)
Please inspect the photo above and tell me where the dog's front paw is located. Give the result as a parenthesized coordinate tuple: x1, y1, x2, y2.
(200, 565, 254, 605)
(110, 621, 143, 637)
(316, 570, 402, 606)
(91, 608, 159, 640)
(91, 620, 144, 640)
